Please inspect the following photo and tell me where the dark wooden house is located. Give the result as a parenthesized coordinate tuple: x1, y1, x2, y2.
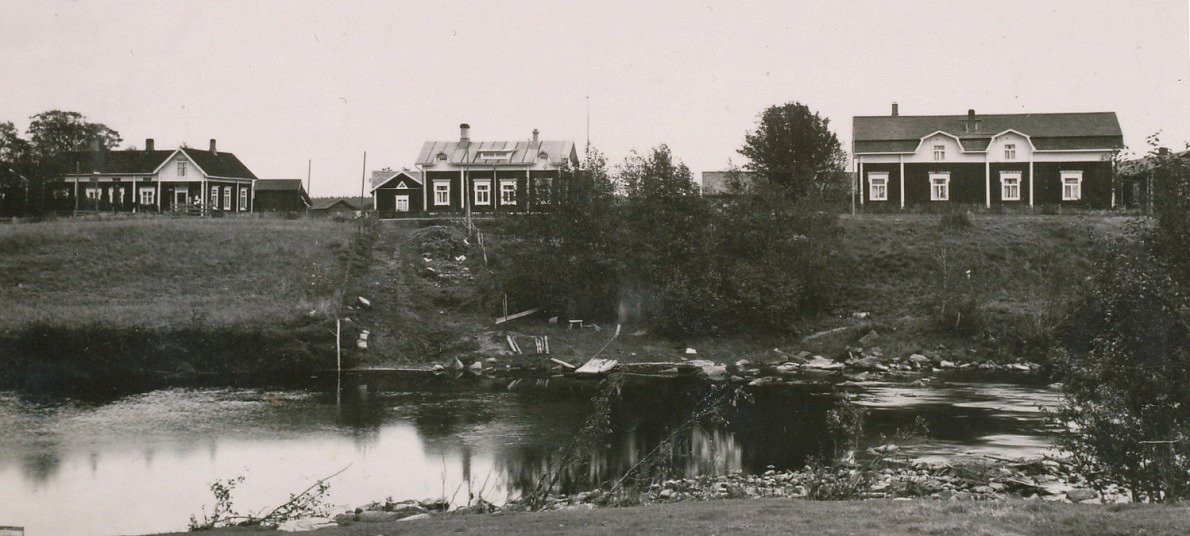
(254, 179, 311, 213)
(853, 105, 1123, 211)
(370, 169, 424, 217)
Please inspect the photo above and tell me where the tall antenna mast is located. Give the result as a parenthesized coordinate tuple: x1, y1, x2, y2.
(585, 94, 591, 154)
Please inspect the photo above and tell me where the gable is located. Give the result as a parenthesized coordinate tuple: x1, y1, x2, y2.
(371, 170, 424, 192)
(854, 112, 1123, 154)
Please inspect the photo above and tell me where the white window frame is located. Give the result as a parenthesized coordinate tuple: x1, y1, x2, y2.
(139, 187, 155, 206)
(223, 187, 232, 210)
(929, 172, 950, 201)
(177, 161, 187, 177)
(1000, 171, 1021, 201)
(933, 144, 945, 161)
(474, 180, 491, 206)
(478, 151, 512, 163)
(1004, 144, 1016, 160)
(85, 186, 100, 200)
(395, 195, 410, 212)
(210, 185, 219, 208)
(1062, 171, 1083, 201)
(433, 181, 450, 206)
(867, 172, 888, 201)
(499, 180, 517, 205)
(239, 188, 248, 211)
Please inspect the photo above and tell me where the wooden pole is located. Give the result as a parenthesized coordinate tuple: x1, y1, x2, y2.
(360, 152, 367, 215)
(336, 317, 342, 406)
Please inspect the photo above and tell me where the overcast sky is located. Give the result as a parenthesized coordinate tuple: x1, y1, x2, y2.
(1, 0, 1187, 196)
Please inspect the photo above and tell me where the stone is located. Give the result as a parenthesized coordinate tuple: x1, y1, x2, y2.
(804, 356, 844, 370)
(399, 513, 432, 522)
(909, 354, 930, 365)
(939, 360, 956, 369)
(1066, 489, 1098, 502)
(859, 330, 880, 345)
(953, 491, 973, 501)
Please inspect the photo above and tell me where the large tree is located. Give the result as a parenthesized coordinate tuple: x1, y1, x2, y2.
(738, 102, 847, 201)
(26, 110, 122, 160)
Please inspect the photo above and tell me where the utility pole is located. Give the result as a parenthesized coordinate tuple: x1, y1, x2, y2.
(360, 151, 367, 216)
(306, 159, 311, 197)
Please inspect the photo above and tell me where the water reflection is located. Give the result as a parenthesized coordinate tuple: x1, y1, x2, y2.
(0, 374, 1062, 536)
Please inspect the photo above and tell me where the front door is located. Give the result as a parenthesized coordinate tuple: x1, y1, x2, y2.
(395, 195, 409, 213)
(174, 189, 188, 210)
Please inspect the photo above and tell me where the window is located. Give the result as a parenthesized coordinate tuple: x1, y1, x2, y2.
(478, 151, 511, 163)
(1000, 172, 1021, 201)
(933, 144, 945, 161)
(433, 181, 450, 206)
(85, 187, 100, 200)
(1062, 171, 1083, 201)
(239, 188, 248, 211)
(1004, 144, 1016, 160)
(500, 180, 517, 205)
(223, 187, 232, 210)
(395, 195, 410, 212)
(929, 172, 950, 201)
(867, 172, 888, 201)
(139, 187, 155, 205)
(474, 181, 491, 205)
(533, 177, 552, 205)
(177, 161, 187, 177)
(436, 153, 447, 162)
(210, 186, 219, 208)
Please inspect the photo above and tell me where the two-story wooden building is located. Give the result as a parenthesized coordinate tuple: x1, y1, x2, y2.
(373, 124, 577, 218)
(62, 139, 258, 214)
(853, 105, 1123, 211)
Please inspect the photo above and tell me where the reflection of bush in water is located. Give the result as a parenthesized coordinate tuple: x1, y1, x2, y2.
(502, 376, 847, 505)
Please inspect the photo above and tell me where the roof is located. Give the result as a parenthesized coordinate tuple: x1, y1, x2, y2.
(61, 146, 258, 179)
(310, 198, 360, 210)
(1118, 149, 1190, 175)
(416, 139, 577, 167)
(255, 179, 306, 191)
(853, 112, 1123, 154)
(370, 169, 423, 191)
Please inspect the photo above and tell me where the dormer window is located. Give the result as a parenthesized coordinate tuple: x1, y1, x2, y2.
(1004, 144, 1016, 160)
(436, 152, 447, 162)
(478, 151, 512, 163)
(537, 152, 549, 161)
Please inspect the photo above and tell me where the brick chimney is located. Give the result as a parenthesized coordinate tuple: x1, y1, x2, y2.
(209, 139, 217, 155)
(145, 138, 155, 152)
(891, 102, 899, 117)
(459, 123, 470, 145)
(532, 128, 540, 143)
(965, 109, 980, 132)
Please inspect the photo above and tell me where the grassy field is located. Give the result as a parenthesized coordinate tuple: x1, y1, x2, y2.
(156, 498, 1190, 536)
(0, 216, 356, 329)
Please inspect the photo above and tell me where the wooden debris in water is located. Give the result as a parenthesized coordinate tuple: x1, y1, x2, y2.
(575, 358, 619, 375)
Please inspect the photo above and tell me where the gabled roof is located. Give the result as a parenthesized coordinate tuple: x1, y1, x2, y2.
(416, 139, 577, 167)
(61, 146, 258, 179)
(370, 169, 423, 191)
(255, 179, 306, 191)
(1118, 149, 1190, 175)
(853, 112, 1123, 154)
(310, 198, 359, 210)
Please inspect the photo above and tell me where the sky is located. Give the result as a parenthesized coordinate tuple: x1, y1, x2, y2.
(1, 0, 1187, 197)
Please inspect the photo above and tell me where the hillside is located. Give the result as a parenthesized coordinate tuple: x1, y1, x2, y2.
(0, 213, 1135, 387)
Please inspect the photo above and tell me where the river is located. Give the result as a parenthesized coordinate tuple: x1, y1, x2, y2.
(0, 372, 1062, 536)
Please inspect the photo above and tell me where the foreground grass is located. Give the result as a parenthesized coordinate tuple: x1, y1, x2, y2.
(157, 499, 1190, 535)
(0, 216, 355, 329)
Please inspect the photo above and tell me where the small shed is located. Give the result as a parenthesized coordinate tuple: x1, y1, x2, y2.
(310, 198, 360, 218)
(371, 169, 424, 217)
(254, 179, 311, 213)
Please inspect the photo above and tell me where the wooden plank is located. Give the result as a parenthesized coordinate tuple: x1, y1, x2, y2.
(550, 358, 576, 370)
(575, 358, 619, 375)
(494, 306, 543, 325)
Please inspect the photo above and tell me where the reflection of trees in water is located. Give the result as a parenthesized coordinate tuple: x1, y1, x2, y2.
(21, 442, 61, 484)
(494, 378, 844, 498)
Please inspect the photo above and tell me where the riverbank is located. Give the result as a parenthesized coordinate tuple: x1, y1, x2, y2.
(0, 213, 1132, 389)
(159, 497, 1190, 535)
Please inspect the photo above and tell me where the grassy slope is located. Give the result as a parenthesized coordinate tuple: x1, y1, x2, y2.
(0, 217, 355, 329)
(157, 499, 1190, 536)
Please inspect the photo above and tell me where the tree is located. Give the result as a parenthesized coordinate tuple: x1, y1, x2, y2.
(738, 102, 847, 202)
(0, 121, 32, 215)
(26, 110, 121, 160)
(1057, 141, 1190, 502)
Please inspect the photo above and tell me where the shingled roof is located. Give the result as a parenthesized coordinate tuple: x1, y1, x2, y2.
(853, 111, 1123, 154)
(61, 146, 257, 179)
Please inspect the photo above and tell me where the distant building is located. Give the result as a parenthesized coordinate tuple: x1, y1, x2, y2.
(1117, 148, 1189, 212)
(254, 179, 311, 213)
(699, 171, 757, 196)
(374, 124, 578, 217)
(62, 138, 258, 214)
(310, 198, 360, 218)
(853, 104, 1124, 210)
